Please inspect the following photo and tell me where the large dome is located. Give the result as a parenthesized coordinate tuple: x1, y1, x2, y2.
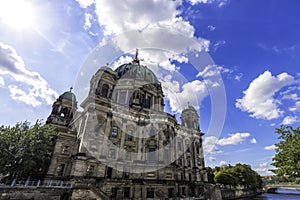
(114, 63, 159, 84)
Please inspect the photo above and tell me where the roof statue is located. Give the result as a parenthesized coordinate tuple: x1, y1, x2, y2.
(132, 48, 140, 64)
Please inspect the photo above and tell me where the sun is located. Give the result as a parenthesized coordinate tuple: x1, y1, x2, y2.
(0, 0, 36, 29)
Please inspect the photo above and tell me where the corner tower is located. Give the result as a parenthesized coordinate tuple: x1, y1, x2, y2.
(181, 103, 200, 130)
(46, 89, 78, 179)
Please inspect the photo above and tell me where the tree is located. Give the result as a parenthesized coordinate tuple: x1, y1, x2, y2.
(271, 125, 300, 178)
(0, 121, 56, 180)
(232, 164, 262, 189)
(213, 164, 262, 189)
(206, 167, 215, 183)
(214, 168, 238, 188)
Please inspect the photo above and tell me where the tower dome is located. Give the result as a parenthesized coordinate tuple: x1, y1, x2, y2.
(46, 88, 77, 127)
(181, 103, 200, 130)
(59, 90, 76, 101)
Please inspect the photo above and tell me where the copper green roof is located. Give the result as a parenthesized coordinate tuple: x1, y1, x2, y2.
(114, 63, 159, 84)
(59, 91, 76, 101)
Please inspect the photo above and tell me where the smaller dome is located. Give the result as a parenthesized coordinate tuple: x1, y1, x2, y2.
(59, 91, 76, 101)
(182, 104, 197, 113)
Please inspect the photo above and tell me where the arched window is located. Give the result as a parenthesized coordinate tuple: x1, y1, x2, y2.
(149, 129, 155, 138)
(60, 107, 69, 118)
(101, 83, 109, 97)
(194, 121, 197, 129)
(95, 80, 102, 95)
(148, 148, 156, 163)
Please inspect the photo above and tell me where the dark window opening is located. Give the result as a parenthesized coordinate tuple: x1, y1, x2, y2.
(86, 165, 95, 176)
(149, 129, 155, 138)
(124, 187, 130, 198)
(111, 188, 117, 198)
(149, 148, 156, 163)
(107, 167, 113, 178)
(57, 164, 65, 176)
(146, 96, 151, 108)
(111, 126, 118, 138)
(120, 91, 126, 105)
(187, 160, 191, 167)
(61, 145, 70, 154)
(146, 188, 155, 198)
(178, 141, 182, 151)
(101, 84, 109, 98)
(168, 188, 174, 197)
(127, 134, 133, 141)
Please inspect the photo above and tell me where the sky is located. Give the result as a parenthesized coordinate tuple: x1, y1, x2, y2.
(0, 0, 300, 176)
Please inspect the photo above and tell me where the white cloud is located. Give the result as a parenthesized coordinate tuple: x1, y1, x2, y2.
(162, 75, 208, 113)
(251, 138, 257, 144)
(213, 40, 226, 51)
(282, 116, 299, 125)
(236, 71, 295, 120)
(75, 0, 210, 63)
(208, 156, 216, 162)
(203, 136, 223, 155)
(196, 65, 229, 78)
(217, 132, 250, 146)
(203, 133, 251, 155)
(0, 76, 4, 87)
(219, 160, 227, 166)
(289, 101, 300, 112)
(282, 93, 299, 101)
(255, 167, 273, 175)
(75, 0, 94, 8)
(259, 162, 268, 167)
(0, 42, 58, 107)
(189, 0, 228, 7)
(75, 0, 214, 115)
(207, 25, 216, 31)
(264, 145, 276, 151)
(83, 13, 93, 30)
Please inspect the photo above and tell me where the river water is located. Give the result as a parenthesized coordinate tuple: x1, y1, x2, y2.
(255, 189, 300, 199)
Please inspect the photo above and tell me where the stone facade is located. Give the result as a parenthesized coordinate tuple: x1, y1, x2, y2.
(46, 55, 208, 199)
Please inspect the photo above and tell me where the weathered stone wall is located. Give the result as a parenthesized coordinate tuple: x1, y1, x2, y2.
(221, 189, 257, 200)
(0, 187, 71, 200)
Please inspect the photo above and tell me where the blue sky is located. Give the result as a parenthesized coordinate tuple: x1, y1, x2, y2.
(0, 0, 300, 175)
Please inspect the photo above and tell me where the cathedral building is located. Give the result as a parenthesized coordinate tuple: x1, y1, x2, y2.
(46, 52, 208, 199)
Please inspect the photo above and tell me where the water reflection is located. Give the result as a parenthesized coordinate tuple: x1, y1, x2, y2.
(256, 189, 300, 199)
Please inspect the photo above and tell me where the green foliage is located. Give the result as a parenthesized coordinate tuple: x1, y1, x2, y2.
(271, 125, 300, 178)
(206, 167, 215, 183)
(213, 164, 262, 189)
(0, 121, 56, 179)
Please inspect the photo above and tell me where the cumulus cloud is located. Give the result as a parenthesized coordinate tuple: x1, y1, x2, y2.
(0, 42, 58, 106)
(74, 0, 219, 115)
(289, 100, 300, 112)
(264, 145, 276, 151)
(251, 138, 257, 144)
(189, 0, 228, 7)
(219, 161, 227, 166)
(236, 71, 295, 120)
(208, 156, 216, 162)
(282, 116, 299, 125)
(218, 132, 250, 146)
(259, 162, 268, 167)
(162, 75, 208, 113)
(255, 167, 273, 175)
(0, 76, 4, 87)
(204, 132, 251, 155)
(203, 136, 223, 155)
